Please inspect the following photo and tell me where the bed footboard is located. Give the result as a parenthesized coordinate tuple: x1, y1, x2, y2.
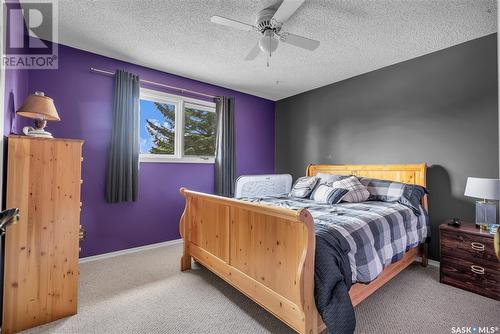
(179, 188, 318, 334)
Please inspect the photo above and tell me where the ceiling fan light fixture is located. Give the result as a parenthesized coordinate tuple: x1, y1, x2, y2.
(210, 0, 319, 64)
(259, 30, 278, 54)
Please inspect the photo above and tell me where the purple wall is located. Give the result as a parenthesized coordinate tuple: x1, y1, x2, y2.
(3, 68, 28, 136)
(23, 44, 275, 257)
(3, 0, 28, 136)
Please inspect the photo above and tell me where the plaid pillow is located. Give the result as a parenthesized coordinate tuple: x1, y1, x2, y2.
(359, 177, 429, 216)
(316, 173, 349, 184)
(289, 176, 319, 198)
(310, 184, 349, 204)
(329, 176, 370, 203)
(358, 178, 405, 202)
(400, 184, 429, 216)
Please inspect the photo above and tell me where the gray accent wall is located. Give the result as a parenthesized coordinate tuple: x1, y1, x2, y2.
(275, 33, 499, 260)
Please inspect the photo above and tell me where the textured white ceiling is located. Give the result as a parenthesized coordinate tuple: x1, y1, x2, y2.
(29, 0, 498, 100)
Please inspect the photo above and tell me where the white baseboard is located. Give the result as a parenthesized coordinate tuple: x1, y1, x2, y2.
(79, 239, 441, 269)
(79, 239, 183, 264)
(417, 256, 440, 268)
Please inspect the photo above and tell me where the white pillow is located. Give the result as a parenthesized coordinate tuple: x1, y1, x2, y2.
(329, 176, 370, 203)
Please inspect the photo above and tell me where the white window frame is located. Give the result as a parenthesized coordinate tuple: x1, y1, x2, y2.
(139, 88, 216, 163)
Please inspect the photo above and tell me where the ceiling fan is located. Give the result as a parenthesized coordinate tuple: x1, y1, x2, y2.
(210, 0, 320, 66)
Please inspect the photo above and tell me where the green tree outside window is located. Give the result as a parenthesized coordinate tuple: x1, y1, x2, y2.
(145, 102, 216, 156)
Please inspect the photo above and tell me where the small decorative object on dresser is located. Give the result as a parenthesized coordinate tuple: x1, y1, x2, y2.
(464, 177, 500, 230)
(440, 221, 499, 300)
(16, 91, 61, 138)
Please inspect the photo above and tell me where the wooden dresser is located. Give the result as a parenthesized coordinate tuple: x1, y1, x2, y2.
(2, 136, 84, 333)
(440, 221, 499, 300)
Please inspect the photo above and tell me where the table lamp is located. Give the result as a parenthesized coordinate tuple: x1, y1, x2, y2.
(16, 91, 60, 138)
(464, 177, 500, 229)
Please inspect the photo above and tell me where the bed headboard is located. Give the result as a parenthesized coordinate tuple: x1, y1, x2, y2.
(306, 163, 427, 187)
(306, 163, 428, 209)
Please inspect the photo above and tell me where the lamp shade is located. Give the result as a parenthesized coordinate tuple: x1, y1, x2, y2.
(464, 177, 500, 200)
(17, 92, 60, 121)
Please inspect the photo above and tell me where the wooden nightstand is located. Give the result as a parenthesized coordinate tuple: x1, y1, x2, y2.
(439, 221, 499, 300)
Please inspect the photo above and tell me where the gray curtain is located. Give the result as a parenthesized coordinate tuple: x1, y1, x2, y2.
(215, 97, 235, 197)
(106, 70, 140, 203)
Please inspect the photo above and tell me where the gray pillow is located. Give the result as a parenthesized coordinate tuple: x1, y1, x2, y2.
(359, 177, 429, 215)
(316, 172, 349, 184)
(358, 177, 405, 202)
(329, 176, 370, 203)
(400, 184, 429, 216)
(289, 176, 319, 198)
(310, 184, 349, 204)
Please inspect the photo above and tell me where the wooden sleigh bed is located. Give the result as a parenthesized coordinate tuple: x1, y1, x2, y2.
(179, 164, 428, 334)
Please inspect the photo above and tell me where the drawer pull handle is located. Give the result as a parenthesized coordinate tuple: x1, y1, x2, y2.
(79, 226, 87, 241)
(470, 265, 485, 275)
(471, 242, 485, 251)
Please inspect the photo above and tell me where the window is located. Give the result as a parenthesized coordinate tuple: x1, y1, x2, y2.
(139, 88, 216, 163)
(140, 99, 176, 155)
(184, 104, 216, 156)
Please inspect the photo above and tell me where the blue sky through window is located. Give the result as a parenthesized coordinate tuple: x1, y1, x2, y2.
(139, 99, 175, 154)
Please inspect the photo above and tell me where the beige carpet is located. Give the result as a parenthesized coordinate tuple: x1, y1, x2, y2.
(22, 243, 499, 334)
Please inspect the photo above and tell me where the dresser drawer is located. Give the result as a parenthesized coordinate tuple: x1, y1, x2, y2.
(440, 255, 500, 300)
(440, 230, 498, 266)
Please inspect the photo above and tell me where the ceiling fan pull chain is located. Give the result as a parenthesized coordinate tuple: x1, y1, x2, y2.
(267, 33, 271, 68)
(269, 33, 272, 58)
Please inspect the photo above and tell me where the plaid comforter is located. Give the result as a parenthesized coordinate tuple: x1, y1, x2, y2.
(241, 196, 429, 333)
(241, 196, 430, 283)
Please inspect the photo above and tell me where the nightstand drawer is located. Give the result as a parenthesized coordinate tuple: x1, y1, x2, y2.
(441, 255, 500, 300)
(440, 230, 498, 265)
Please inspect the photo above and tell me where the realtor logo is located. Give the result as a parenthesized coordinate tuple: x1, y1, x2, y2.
(2, 0, 58, 69)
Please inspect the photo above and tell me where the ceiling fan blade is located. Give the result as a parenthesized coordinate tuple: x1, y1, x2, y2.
(280, 32, 320, 51)
(210, 16, 255, 32)
(244, 43, 261, 61)
(272, 0, 306, 23)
